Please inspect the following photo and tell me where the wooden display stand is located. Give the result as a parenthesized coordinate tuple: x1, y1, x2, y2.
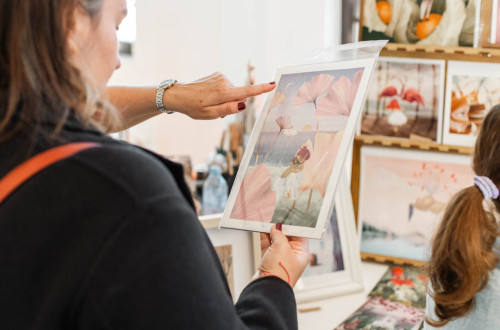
(355, 0, 500, 267)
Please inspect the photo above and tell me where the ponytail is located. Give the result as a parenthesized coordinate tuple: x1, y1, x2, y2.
(426, 186, 499, 327)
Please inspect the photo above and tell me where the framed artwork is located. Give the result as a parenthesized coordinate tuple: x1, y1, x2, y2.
(200, 215, 260, 302)
(357, 145, 473, 264)
(335, 297, 425, 330)
(294, 173, 364, 303)
(220, 58, 376, 239)
(361, 0, 481, 47)
(443, 61, 500, 147)
(361, 57, 445, 142)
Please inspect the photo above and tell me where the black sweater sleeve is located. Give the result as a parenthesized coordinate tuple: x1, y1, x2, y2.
(72, 147, 297, 330)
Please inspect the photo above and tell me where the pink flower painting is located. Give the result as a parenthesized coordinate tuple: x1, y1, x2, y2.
(292, 74, 334, 108)
(316, 70, 363, 118)
(224, 65, 367, 233)
(230, 164, 277, 222)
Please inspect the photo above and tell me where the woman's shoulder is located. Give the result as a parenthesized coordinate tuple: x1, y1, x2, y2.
(62, 142, 185, 202)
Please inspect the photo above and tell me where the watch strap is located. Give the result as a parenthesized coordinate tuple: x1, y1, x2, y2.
(156, 79, 177, 114)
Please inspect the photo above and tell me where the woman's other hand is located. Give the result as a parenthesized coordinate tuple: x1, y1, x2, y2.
(164, 72, 276, 119)
(254, 223, 309, 287)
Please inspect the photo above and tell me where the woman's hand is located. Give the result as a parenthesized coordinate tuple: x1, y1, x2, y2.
(254, 223, 309, 287)
(163, 72, 276, 119)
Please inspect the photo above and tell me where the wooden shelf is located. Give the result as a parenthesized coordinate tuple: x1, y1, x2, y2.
(380, 43, 500, 63)
(354, 135, 473, 155)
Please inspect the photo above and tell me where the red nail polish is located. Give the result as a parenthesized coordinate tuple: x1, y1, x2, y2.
(276, 222, 282, 231)
(238, 102, 246, 111)
(269, 82, 276, 85)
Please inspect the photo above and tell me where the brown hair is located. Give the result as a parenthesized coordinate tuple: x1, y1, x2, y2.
(0, 0, 120, 144)
(426, 105, 500, 327)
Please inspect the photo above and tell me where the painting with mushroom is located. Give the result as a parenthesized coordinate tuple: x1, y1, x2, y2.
(358, 145, 474, 262)
(362, 0, 481, 47)
(220, 58, 376, 239)
(443, 61, 500, 147)
(361, 57, 445, 142)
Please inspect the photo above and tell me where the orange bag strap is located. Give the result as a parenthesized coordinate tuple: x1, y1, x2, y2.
(0, 142, 101, 206)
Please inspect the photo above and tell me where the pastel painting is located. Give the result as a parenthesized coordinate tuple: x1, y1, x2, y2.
(359, 146, 473, 261)
(446, 74, 500, 140)
(361, 58, 444, 142)
(230, 68, 364, 228)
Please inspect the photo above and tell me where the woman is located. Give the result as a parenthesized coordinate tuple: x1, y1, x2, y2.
(0, 1, 309, 329)
(425, 106, 500, 328)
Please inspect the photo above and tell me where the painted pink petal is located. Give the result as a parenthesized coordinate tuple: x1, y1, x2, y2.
(276, 115, 293, 131)
(299, 131, 344, 197)
(230, 164, 276, 222)
(270, 91, 285, 110)
(292, 74, 334, 108)
(315, 70, 363, 118)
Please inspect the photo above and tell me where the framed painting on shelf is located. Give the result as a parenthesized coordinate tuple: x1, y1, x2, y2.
(360, 57, 445, 142)
(443, 61, 500, 147)
(220, 57, 377, 239)
(293, 173, 364, 303)
(361, 0, 481, 47)
(199, 215, 260, 302)
(355, 145, 473, 265)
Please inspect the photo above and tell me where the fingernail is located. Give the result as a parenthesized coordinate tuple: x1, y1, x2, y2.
(276, 222, 282, 231)
(269, 82, 276, 85)
(238, 102, 246, 111)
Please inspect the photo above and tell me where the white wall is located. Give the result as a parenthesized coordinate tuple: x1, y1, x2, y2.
(109, 0, 342, 164)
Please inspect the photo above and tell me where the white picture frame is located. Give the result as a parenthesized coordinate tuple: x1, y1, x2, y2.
(199, 214, 260, 302)
(442, 60, 500, 147)
(220, 58, 376, 239)
(293, 172, 364, 303)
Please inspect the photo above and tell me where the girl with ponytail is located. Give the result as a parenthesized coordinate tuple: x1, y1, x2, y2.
(425, 105, 500, 328)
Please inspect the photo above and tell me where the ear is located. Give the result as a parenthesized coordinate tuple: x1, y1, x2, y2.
(66, 6, 91, 56)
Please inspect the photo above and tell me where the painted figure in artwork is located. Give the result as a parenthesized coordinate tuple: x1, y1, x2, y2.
(279, 140, 312, 210)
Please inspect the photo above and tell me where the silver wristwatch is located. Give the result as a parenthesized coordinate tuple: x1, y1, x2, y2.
(156, 79, 177, 114)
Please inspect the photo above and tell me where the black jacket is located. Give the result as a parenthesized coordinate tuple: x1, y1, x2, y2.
(0, 116, 297, 329)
